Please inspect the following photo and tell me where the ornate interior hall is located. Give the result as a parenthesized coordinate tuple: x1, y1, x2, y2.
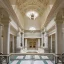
(0, 0, 64, 64)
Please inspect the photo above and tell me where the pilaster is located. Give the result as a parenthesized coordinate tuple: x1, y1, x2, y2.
(55, 19, 63, 54)
(22, 33, 24, 48)
(38, 39, 40, 48)
(12, 35, 15, 53)
(25, 39, 27, 48)
(41, 32, 44, 48)
(0, 25, 2, 53)
(50, 35, 53, 53)
(2, 18, 10, 54)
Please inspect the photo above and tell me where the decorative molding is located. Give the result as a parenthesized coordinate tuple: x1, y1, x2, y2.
(0, 0, 23, 30)
(24, 30, 41, 33)
(16, 0, 49, 15)
(55, 9, 64, 23)
(47, 25, 55, 33)
(43, 0, 64, 29)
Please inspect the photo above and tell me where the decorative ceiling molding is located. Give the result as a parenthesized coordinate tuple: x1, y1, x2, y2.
(24, 30, 41, 33)
(16, 0, 49, 15)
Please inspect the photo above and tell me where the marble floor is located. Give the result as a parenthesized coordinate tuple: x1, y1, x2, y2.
(20, 48, 44, 53)
(10, 55, 54, 64)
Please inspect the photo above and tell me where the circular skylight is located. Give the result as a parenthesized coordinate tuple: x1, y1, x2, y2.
(26, 11, 39, 20)
(29, 27, 36, 30)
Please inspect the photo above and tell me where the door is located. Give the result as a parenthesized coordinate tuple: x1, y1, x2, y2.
(28, 39, 37, 49)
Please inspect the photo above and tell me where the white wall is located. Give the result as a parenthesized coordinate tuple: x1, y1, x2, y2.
(46, 18, 55, 31)
(44, 32, 48, 48)
(62, 22, 64, 52)
(17, 32, 22, 48)
(24, 32, 41, 38)
(10, 17, 18, 30)
(41, 0, 56, 29)
(24, 16, 41, 30)
(10, 17, 18, 36)
(41, 5, 52, 28)
(10, 18, 23, 49)
(43, 18, 56, 49)
(12, 5, 24, 29)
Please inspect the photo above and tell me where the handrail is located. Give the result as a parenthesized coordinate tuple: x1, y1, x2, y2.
(0, 55, 9, 56)
(10, 53, 55, 61)
(0, 53, 55, 56)
(0, 53, 64, 64)
(0, 53, 55, 64)
(10, 53, 55, 55)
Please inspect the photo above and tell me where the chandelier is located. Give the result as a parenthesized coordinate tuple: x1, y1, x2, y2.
(26, 11, 39, 20)
(31, 13, 34, 20)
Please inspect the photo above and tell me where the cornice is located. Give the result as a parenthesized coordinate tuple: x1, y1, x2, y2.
(0, 0, 23, 30)
(16, 0, 49, 16)
(43, 0, 64, 28)
(24, 30, 41, 33)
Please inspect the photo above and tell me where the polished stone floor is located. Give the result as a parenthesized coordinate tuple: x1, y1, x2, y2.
(10, 55, 54, 64)
(20, 48, 44, 53)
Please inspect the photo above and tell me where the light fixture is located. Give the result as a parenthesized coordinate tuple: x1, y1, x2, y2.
(26, 11, 39, 20)
(31, 13, 34, 20)
(29, 27, 36, 30)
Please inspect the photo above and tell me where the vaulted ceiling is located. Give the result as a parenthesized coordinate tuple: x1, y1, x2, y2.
(9, 0, 56, 30)
(16, 0, 49, 15)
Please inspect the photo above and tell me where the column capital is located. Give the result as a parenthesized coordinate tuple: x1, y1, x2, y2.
(55, 18, 64, 24)
(55, 9, 64, 24)
(0, 8, 3, 18)
(1, 17, 10, 26)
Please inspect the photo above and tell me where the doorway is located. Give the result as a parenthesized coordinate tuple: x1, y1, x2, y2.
(48, 34, 55, 53)
(10, 34, 13, 53)
(52, 34, 55, 53)
(27, 39, 38, 50)
(48, 36, 51, 53)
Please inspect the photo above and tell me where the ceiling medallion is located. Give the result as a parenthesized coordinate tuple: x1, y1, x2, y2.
(26, 11, 39, 20)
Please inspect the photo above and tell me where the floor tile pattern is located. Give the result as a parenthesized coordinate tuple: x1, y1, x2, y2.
(10, 55, 54, 64)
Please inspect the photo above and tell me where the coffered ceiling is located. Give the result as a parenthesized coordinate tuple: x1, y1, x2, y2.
(16, 0, 49, 15)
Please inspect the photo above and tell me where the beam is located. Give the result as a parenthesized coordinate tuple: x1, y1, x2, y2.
(44, 0, 64, 27)
(0, 0, 23, 30)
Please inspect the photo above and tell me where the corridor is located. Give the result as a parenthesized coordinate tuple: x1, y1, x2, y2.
(0, 0, 64, 64)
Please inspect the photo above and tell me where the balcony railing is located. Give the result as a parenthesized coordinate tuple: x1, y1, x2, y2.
(0, 53, 64, 64)
(0, 54, 9, 64)
(10, 53, 55, 64)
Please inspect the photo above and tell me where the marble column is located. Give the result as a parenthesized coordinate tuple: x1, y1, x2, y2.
(44, 32, 48, 48)
(2, 19, 10, 54)
(0, 25, 2, 53)
(14, 36, 17, 53)
(22, 33, 24, 48)
(12, 35, 14, 53)
(21, 33, 23, 48)
(0, 9, 3, 53)
(55, 20, 63, 54)
(25, 39, 27, 48)
(41, 32, 44, 48)
(38, 39, 40, 48)
(50, 35, 53, 53)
